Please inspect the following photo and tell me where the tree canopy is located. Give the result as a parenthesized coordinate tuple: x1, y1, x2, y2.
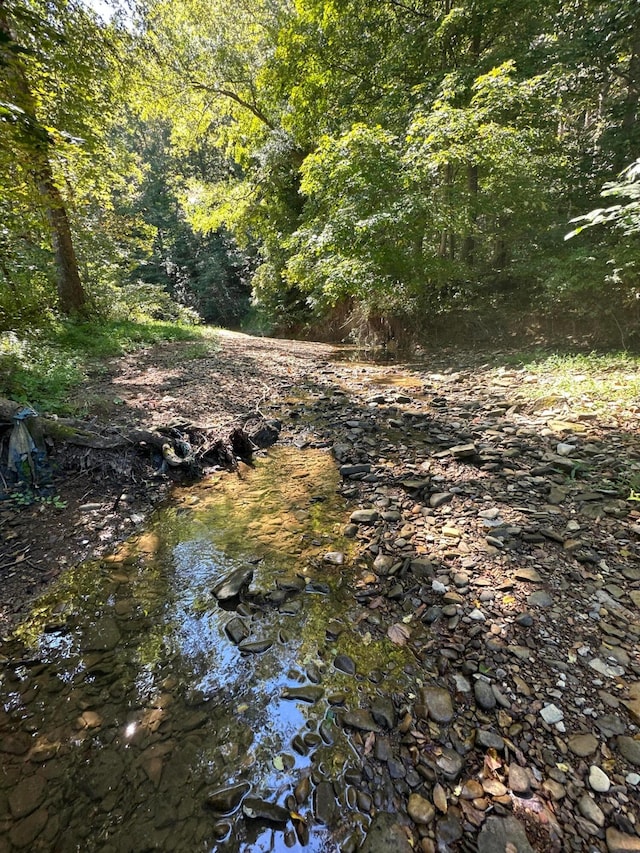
(1, 0, 638, 343)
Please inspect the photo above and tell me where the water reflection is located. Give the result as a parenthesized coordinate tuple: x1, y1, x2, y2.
(1, 448, 394, 852)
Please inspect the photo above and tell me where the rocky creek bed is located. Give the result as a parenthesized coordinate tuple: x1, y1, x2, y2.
(1, 333, 640, 852)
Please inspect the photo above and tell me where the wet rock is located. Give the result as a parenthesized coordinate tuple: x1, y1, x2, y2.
(341, 709, 381, 732)
(478, 816, 535, 853)
(238, 638, 273, 654)
(9, 775, 46, 818)
(314, 781, 337, 825)
(421, 686, 454, 724)
(617, 736, 640, 766)
(606, 827, 640, 852)
(281, 686, 324, 703)
(407, 793, 435, 824)
(213, 567, 253, 600)
(334, 654, 356, 675)
(9, 806, 48, 849)
(84, 616, 121, 651)
(360, 812, 413, 853)
(350, 509, 379, 525)
(588, 765, 611, 792)
(206, 782, 250, 814)
(294, 776, 311, 805)
(225, 617, 249, 644)
(371, 696, 396, 729)
(242, 797, 289, 823)
(474, 679, 497, 711)
(568, 733, 598, 757)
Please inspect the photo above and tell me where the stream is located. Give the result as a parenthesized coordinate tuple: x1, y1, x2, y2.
(0, 447, 414, 853)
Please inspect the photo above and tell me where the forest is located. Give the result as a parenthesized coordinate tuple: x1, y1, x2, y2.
(1, 0, 639, 350)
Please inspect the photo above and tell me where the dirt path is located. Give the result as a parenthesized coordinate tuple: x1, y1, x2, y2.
(1, 330, 639, 852)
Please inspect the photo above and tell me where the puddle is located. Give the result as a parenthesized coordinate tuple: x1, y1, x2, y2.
(0, 448, 412, 852)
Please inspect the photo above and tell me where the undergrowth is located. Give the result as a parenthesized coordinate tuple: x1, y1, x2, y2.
(499, 350, 640, 411)
(0, 320, 219, 413)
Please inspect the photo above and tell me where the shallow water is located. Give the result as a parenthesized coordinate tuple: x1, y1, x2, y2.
(0, 448, 411, 852)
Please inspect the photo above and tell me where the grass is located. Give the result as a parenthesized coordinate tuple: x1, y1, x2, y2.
(0, 319, 219, 414)
(497, 350, 640, 411)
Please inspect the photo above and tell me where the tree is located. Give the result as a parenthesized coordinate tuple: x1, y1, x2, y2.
(0, 0, 88, 315)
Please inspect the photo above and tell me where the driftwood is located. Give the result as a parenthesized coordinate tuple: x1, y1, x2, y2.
(0, 396, 282, 480)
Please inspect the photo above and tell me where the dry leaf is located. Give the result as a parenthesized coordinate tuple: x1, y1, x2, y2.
(483, 748, 502, 774)
(364, 730, 375, 756)
(387, 623, 411, 646)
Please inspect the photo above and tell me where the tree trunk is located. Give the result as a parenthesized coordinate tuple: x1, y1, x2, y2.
(0, 3, 86, 316)
(461, 163, 479, 265)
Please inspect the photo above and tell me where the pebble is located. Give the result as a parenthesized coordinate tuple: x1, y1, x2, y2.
(407, 793, 435, 824)
(474, 679, 497, 711)
(350, 509, 379, 524)
(568, 733, 598, 757)
(618, 736, 640, 766)
(605, 827, 640, 852)
(421, 687, 454, 724)
(588, 765, 611, 792)
(540, 703, 564, 724)
(577, 794, 605, 828)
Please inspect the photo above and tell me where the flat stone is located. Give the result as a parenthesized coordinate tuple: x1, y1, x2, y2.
(341, 710, 381, 732)
(590, 658, 626, 678)
(541, 704, 564, 725)
(578, 794, 605, 828)
(478, 816, 534, 853)
(568, 733, 598, 757)
(514, 567, 543, 583)
(596, 714, 626, 737)
(84, 617, 121, 651)
(436, 747, 464, 781)
(476, 729, 505, 751)
(206, 782, 250, 814)
(421, 687, 454, 724)
(430, 492, 453, 508)
(588, 765, 611, 792)
(527, 590, 553, 608)
(238, 638, 273, 654)
(9, 776, 46, 819)
(213, 567, 253, 600)
(314, 781, 337, 825)
(450, 443, 477, 459)
(225, 617, 249, 644)
(281, 686, 324, 703)
(350, 509, 379, 524)
(617, 736, 640, 766)
(407, 793, 435, 825)
(360, 812, 413, 853)
(340, 464, 371, 477)
(606, 827, 640, 852)
(242, 797, 289, 823)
